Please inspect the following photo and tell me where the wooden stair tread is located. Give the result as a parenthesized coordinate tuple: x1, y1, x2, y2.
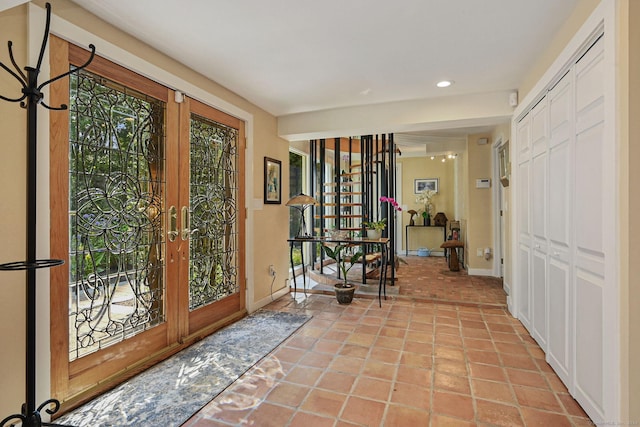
(315, 214, 362, 219)
(340, 172, 374, 176)
(322, 192, 364, 196)
(324, 182, 361, 187)
(344, 252, 382, 263)
(323, 227, 361, 232)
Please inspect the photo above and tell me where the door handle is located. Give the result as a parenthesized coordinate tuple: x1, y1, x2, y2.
(181, 206, 191, 240)
(168, 205, 178, 242)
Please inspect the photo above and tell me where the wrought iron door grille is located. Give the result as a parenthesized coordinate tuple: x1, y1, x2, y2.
(68, 69, 166, 361)
(189, 113, 239, 310)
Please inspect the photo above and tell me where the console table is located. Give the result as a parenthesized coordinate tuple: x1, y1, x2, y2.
(405, 225, 447, 256)
(287, 236, 390, 306)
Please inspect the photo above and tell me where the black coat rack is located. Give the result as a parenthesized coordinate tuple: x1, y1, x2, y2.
(0, 3, 94, 426)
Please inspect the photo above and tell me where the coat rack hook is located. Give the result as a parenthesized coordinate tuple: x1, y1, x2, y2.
(38, 43, 96, 93)
(8, 40, 27, 82)
(0, 2, 95, 426)
(35, 2, 53, 72)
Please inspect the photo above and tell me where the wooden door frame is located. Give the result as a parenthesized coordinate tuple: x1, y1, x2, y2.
(178, 97, 247, 337)
(49, 36, 247, 412)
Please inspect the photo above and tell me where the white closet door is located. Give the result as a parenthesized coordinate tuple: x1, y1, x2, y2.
(516, 115, 532, 329)
(573, 37, 606, 420)
(546, 71, 573, 384)
(531, 100, 548, 348)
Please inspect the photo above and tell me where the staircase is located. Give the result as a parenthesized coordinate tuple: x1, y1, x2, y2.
(307, 135, 398, 284)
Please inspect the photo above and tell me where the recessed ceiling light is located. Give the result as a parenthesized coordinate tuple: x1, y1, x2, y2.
(436, 80, 453, 88)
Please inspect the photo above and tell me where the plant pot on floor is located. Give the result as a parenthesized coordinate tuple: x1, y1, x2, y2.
(334, 283, 356, 304)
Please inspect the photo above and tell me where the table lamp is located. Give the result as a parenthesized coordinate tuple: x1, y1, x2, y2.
(286, 193, 318, 238)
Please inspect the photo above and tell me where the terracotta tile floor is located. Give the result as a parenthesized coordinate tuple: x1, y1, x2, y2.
(396, 256, 507, 307)
(183, 257, 592, 426)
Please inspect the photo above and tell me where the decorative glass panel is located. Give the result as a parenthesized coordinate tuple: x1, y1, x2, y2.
(189, 114, 239, 310)
(68, 69, 165, 361)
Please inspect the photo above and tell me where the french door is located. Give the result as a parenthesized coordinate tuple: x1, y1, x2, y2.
(49, 37, 245, 405)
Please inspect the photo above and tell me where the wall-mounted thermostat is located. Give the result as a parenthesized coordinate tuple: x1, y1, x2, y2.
(476, 178, 491, 188)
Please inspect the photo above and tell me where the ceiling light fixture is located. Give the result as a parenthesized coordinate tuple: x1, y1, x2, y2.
(436, 80, 453, 88)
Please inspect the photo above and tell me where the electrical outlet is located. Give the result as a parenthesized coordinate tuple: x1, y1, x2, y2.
(477, 248, 483, 257)
(269, 265, 276, 277)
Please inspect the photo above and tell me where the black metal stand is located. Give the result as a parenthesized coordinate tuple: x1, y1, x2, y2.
(0, 3, 94, 426)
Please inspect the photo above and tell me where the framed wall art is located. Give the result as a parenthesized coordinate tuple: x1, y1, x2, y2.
(264, 157, 281, 204)
(414, 178, 439, 194)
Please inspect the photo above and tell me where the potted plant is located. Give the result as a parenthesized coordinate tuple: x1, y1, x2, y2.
(416, 189, 436, 226)
(321, 243, 363, 304)
(363, 196, 402, 239)
(421, 209, 431, 226)
(362, 218, 386, 239)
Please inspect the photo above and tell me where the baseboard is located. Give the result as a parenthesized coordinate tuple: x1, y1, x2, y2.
(503, 280, 511, 296)
(466, 268, 494, 277)
(249, 285, 290, 313)
(404, 251, 445, 257)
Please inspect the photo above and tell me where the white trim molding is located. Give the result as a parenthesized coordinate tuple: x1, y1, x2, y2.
(466, 268, 494, 277)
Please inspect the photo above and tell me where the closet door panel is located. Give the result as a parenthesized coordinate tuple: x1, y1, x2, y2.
(531, 100, 548, 157)
(518, 244, 531, 328)
(530, 99, 547, 347)
(532, 154, 547, 242)
(575, 122, 604, 253)
(546, 71, 573, 386)
(516, 114, 531, 243)
(530, 100, 548, 243)
(531, 150, 547, 348)
(517, 161, 530, 240)
(516, 151, 531, 329)
(548, 257, 570, 383)
(517, 116, 531, 164)
(532, 248, 547, 348)
(575, 273, 604, 411)
(548, 144, 571, 245)
(548, 73, 572, 249)
(573, 37, 606, 421)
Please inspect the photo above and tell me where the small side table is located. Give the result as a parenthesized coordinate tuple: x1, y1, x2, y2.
(440, 240, 465, 271)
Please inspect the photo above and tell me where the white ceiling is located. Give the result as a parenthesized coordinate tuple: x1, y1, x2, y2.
(67, 0, 579, 122)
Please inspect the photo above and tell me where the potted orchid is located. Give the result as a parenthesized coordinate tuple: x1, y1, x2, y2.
(415, 189, 436, 226)
(363, 196, 402, 239)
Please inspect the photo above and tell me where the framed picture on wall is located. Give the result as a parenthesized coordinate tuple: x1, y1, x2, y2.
(414, 178, 439, 194)
(264, 157, 282, 204)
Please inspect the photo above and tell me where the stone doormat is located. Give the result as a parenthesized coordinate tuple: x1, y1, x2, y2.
(56, 310, 311, 427)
